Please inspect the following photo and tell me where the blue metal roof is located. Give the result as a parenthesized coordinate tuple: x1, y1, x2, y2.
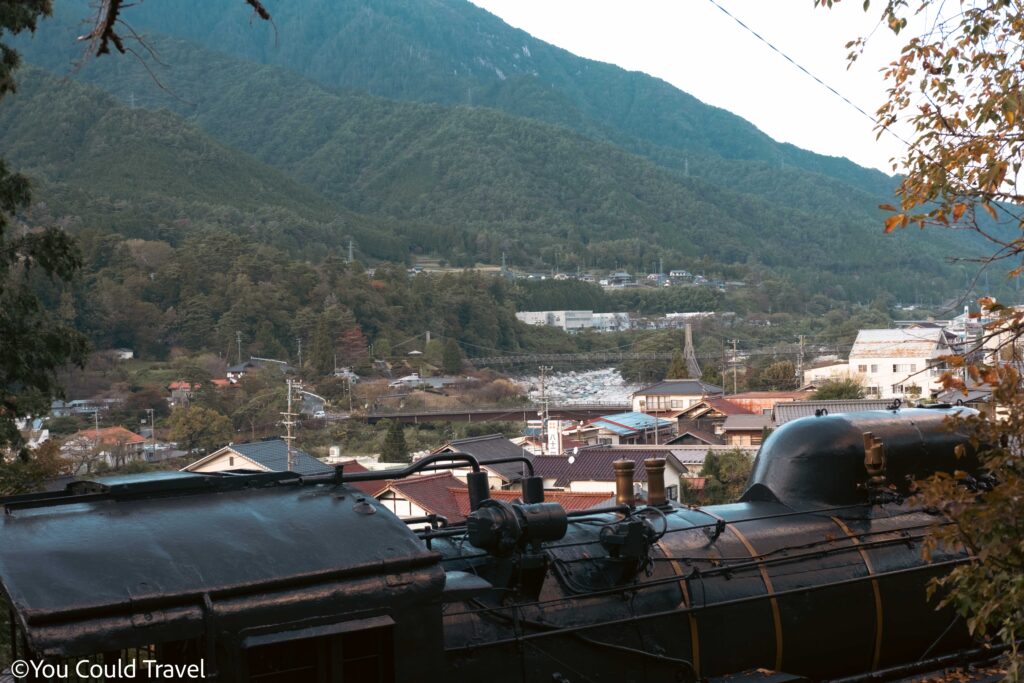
(231, 440, 333, 476)
(589, 412, 674, 436)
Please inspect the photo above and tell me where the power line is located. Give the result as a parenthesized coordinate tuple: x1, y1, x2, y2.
(704, 0, 913, 148)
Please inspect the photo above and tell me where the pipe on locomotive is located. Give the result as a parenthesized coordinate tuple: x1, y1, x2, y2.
(644, 458, 667, 507)
(613, 459, 635, 507)
(338, 451, 494, 510)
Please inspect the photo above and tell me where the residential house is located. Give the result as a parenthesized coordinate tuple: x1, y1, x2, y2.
(226, 360, 258, 382)
(848, 328, 951, 399)
(531, 447, 691, 501)
(373, 472, 467, 522)
(372, 473, 608, 524)
(61, 426, 147, 473)
(726, 391, 812, 415)
(430, 434, 534, 490)
(168, 379, 233, 406)
(183, 439, 334, 476)
(575, 412, 675, 446)
(449, 488, 610, 519)
(665, 428, 723, 446)
(772, 399, 896, 427)
(631, 379, 724, 414)
(720, 414, 773, 446)
(673, 397, 750, 436)
(606, 271, 635, 287)
(802, 362, 855, 387)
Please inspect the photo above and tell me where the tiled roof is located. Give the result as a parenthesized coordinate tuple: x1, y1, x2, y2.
(704, 398, 752, 415)
(722, 414, 773, 432)
(666, 429, 723, 446)
(229, 440, 334, 476)
(634, 379, 724, 397)
(373, 472, 466, 522)
(849, 328, 947, 359)
(585, 412, 674, 436)
(226, 361, 256, 373)
(68, 426, 145, 446)
(433, 434, 534, 482)
(533, 448, 686, 487)
(450, 488, 610, 517)
(772, 400, 896, 426)
(337, 459, 380, 495)
(728, 391, 813, 399)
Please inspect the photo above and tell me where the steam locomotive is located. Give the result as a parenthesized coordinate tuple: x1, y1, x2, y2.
(0, 408, 999, 682)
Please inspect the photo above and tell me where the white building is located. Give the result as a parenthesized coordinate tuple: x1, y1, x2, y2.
(515, 310, 631, 332)
(803, 362, 855, 386)
(515, 310, 593, 331)
(848, 328, 951, 399)
(591, 312, 631, 331)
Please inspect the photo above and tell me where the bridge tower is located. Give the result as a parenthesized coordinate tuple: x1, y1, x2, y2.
(683, 323, 702, 379)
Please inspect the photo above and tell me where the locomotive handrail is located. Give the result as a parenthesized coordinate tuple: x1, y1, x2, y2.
(470, 455, 535, 476)
(337, 451, 481, 483)
(442, 556, 973, 652)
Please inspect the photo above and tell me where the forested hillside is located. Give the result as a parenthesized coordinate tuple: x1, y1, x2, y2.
(51, 0, 893, 197)
(3, 0, 1003, 311)
(5, 48, 977, 302)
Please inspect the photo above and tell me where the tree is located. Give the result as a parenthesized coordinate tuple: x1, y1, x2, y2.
(822, 1, 1024, 671)
(0, 440, 66, 495)
(0, 2, 88, 456)
(441, 339, 463, 375)
(699, 448, 754, 505)
(380, 419, 409, 463)
(309, 314, 335, 376)
(759, 360, 797, 390)
(167, 405, 233, 455)
(666, 349, 689, 379)
(811, 378, 864, 400)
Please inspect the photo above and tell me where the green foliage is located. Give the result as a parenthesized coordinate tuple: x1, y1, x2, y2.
(0, 441, 64, 496)
(812, 378, 864, 400)
(666, 350, 688, 379)
(0, 4, 88, 455)
(700, 448, 754, 505)
(380, 419, 409, 463)
(917, 367, 1024, 679)
(7, 35, 997, 303)
(167, 405, 232, 454)
(441, 338, 463, 375)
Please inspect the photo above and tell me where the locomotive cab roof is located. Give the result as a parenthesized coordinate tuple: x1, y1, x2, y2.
(0, 470, 442, 658)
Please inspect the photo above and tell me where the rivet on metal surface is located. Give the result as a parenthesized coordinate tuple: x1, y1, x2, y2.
(353, 498, 376, 515)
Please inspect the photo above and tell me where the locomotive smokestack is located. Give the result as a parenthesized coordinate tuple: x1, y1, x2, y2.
(644, 458, 667, 507)
(613, 459, 635, 507)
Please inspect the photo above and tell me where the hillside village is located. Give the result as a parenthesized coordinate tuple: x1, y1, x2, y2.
(15, 299, 1011, 519)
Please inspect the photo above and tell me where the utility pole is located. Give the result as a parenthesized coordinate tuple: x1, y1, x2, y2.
(539, 366, 552, 455)
(236, 331, 243, 365)
(146, 408, 155, 454)
(347, 239, 354, 264)
(722, 342, 728, 389)
(296, 337, 303, 369)
(282, 380, 300, 472)
(797, 335, 805, 386)
(729, 339, 739, 394)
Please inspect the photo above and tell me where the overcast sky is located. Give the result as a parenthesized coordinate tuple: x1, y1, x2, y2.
(470, 0, 916, 174)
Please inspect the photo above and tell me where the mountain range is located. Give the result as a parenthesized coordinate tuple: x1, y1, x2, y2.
(2, 0, 991, 304)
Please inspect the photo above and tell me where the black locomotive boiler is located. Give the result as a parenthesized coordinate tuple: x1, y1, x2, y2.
(0, 408, 996, 682)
